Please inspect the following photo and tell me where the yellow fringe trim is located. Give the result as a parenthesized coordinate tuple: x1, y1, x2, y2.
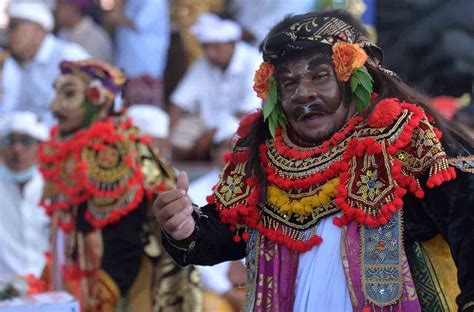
(267, 178, 340, 216)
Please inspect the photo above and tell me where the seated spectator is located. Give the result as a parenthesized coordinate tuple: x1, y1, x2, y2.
(169, 13, 261, 160)
(128, 104, 172, 161)
(188, 115, 240, 205)
(0, 1, 89, 125)
(106, 0, 169, 107)
(188, 117, 246, 312)
(55, 0, 114, 63)
(227, 0, 315, 46)
(0, 112, 49, 283)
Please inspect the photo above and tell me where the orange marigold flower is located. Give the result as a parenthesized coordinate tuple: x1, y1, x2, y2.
(253, 62, 274, 100)
(332, 41, 367, 82)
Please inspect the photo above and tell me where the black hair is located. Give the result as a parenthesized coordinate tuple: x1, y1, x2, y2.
(453, 105, 474, 130)
(241, 9, 474, 202)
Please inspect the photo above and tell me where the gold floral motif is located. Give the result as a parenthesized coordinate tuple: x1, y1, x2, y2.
(356, 169, 385, 201)
(412, 127, 436, 157)
(220, 175, 244, 202)
(215, 162, 251, 207)
(82, 141, 131, 183)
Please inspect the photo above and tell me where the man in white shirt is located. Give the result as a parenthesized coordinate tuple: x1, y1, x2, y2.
(55, 0, 114, 63)
(228, 0, 315, 46)
(106, 0, 169, 106)
(0, 1, 89, 126)
(169, 13, 262, 160)
(188, 115, 240, 206)
(188, 116, 247, 312)
(0, 112, 50, 283)
(128, 104, 172, 161)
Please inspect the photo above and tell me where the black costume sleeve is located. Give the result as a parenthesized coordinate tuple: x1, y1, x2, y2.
(76, 204, 93, 233)
(100, 204, 145, 296)
(76, 202, 145, 296)
(405, 169, 474, 311)
(162, 204, 246, 266)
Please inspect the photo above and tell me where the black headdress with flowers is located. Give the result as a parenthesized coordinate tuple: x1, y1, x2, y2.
(253, 14, 396, 136)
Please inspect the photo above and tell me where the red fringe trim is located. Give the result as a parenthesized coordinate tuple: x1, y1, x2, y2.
(259, 143, 342, 189)
(39, 117, 148, 228)
(206, 194, 215, 205)
(273, 115, 363, 160)
(216, 101, 457, 251)
(215, 174, 326, 252)
(84, 184, 144, 228)
(426, 167, 456, 188)
(386, 103, 424, 155)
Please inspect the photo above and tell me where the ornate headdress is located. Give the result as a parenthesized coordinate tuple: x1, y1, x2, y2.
(261, 15, 382, 64)
(59, 60, 125, 105)
(254, 13, 395, 136)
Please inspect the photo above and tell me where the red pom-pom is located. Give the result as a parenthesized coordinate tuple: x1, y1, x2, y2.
(415, 189, 425, 198)
(140, 135, 152, 144)
(206, 194, 215, 204)
(433, 128, 443, 139)
(237, 111, 263, 137)
(367, 98, 402, 128)
(242, 232, 250, 240)
(223, 153, 232, 163)
(362, 307, 371, 312)
(233, 235, 241, 243)
(333, 217, 343, 227)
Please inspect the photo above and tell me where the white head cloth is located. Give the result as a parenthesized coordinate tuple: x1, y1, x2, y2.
(0, 111, 49, 141)
(128, 104, 170, 139)
(7, 0, 54, 32)
(191, 13, 242, 44)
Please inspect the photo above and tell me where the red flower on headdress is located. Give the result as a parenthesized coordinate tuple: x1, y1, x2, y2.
(86, 80, 105, 105)
(332, 41, 367, 82)
(253, 62, 274, 100)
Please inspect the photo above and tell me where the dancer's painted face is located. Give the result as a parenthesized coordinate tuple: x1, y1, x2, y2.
(51, 74, 88, 135)
(276, 53, 354, 144)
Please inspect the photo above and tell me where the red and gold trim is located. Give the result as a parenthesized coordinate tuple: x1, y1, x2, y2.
(211, 99, 457, 253)
(38, 116, 167, 231)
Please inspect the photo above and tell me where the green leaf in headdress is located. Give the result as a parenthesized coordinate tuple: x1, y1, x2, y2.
(350, 67, 373, 114)
(263, 77, 287, 137)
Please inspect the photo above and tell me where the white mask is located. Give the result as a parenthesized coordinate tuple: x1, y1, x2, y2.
(0, 163, 38, 184)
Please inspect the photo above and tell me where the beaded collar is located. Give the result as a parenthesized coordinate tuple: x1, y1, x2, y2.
(39, 115, 174, 231)
(209, 99, 456, 252)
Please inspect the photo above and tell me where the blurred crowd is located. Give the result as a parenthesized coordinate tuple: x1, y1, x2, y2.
(0, 0, 472, 311)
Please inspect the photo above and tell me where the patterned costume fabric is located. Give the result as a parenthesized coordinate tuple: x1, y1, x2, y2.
(261, 14, 397, 79)
(164, 100, 474, 312)
(263, 15, 385, 69)
(39, 60, 202, 312)
(208, 99, 457, 311)
(162, 13, 474, 312)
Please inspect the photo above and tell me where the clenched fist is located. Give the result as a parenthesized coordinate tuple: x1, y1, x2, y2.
(153, 172, 196, 241)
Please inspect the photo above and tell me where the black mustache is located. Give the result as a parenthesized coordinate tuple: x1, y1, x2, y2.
(293, 103, 332, 121)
